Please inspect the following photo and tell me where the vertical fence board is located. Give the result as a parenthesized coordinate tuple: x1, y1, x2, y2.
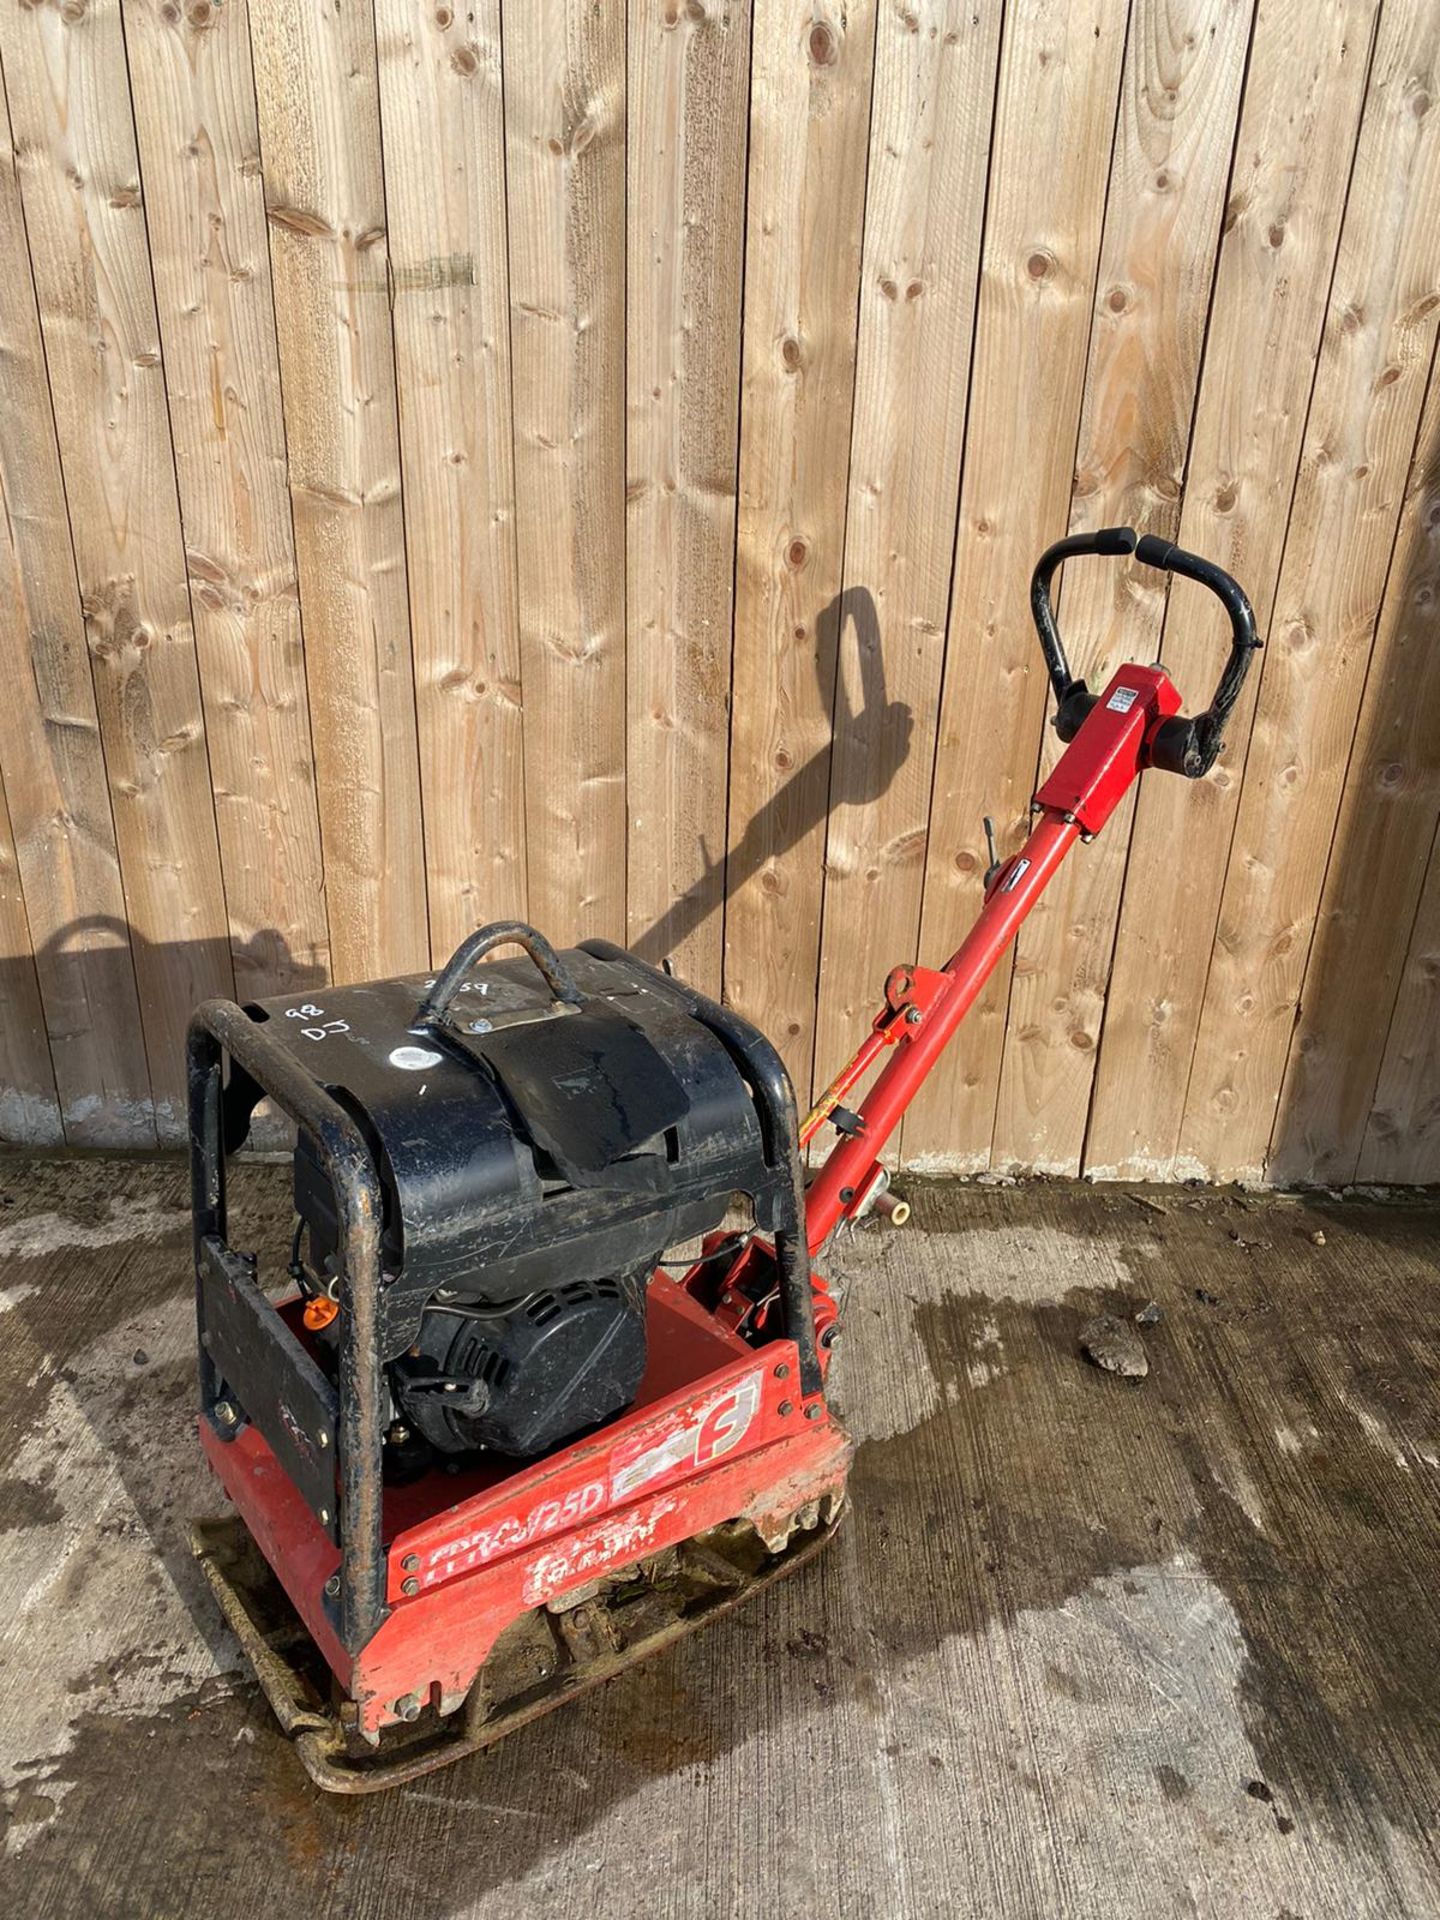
(0, 773, 62, 1147)
(505, 0, 627, 948)
(904, 0, 1131, 1168)
(625, 0, 751, 993)
(810, 0, 1003, 1110)
(1180, 0, 1440, 1183)
(248, 0, 428, 984)
(0, 0, 234, 1140)
(0, 73, 151, 1145)
(1359, 816, 1440, 1184)
(722, 0, 877, 1095)
(376, 0, 527, 962)
(124, 0, 329, 1001)
(1085, 0, 1382, 1181)
(1270, 359, 1440, 1181)
(991, 0, 1253, 1175)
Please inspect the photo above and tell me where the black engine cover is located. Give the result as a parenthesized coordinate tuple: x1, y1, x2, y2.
(230, 937, 800, 1460)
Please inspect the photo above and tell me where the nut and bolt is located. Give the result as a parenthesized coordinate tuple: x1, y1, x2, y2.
(804, 1404, 822, 1422)
(467, 1018, 493, 1034)
(401, 1552, 419, 1572)
(324, 1574, 341, 1598)
(401, 1577, 419, 1597)
(393, 1692, 423, 1722)
(905, 1006, 923, 1025)
(778, 1399, 794, 1417)
(214, 1400, 237, 1426)
(773, 1362, 790, 1380)
(318, 1507, 331, 1527)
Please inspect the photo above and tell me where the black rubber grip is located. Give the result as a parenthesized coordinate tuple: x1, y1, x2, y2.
(1133, 536, 1261, 777)
(1028, 527, 1261, 774)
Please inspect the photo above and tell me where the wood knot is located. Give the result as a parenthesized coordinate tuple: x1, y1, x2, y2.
(450, 45, 478, 77)
(1026, 250, 1054, 282)
(786, 538, 808, 570)
(1222, 190, 1250, 235)
(267, 204, 334, 241)
(808, 21, 836, 66)
(781, 335, 802, 371)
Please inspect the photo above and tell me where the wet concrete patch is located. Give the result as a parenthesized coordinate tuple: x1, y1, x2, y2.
(0, 1162, 1436, 1916)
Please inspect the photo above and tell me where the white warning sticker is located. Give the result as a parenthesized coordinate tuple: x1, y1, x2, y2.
(1105, 685, 1140, 713)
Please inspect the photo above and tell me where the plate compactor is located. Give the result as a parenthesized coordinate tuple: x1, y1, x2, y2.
(189, 529, 1257, 1790)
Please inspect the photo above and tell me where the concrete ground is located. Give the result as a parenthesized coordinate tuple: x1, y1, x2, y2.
(0, 1158, 1436, 1919)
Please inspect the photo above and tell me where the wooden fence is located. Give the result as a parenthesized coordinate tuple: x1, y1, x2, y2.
(0, 0, 1437, 1183)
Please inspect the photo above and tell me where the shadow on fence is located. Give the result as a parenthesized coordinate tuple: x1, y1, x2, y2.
(1, 918, 327, 1148)
(1265, 406, 1440, 1185)
(631, 585, 913, 971)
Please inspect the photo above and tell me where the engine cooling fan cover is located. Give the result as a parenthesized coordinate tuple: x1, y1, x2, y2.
(390, 1265, 651, 1458)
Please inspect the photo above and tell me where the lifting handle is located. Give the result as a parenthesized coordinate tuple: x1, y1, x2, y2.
(413, 920, 584, 1030)
(1030, 526, 1261, 778)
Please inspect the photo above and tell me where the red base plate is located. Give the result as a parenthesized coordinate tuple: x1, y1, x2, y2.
(200, 1272, 851, 1734)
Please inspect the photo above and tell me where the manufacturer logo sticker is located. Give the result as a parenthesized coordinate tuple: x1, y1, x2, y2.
(610, 1373, 762, 1501)
(523, 1498, 680, 1606)
(419, 1478, 608, 1585)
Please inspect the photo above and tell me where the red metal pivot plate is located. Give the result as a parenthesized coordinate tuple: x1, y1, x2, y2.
(1034, 664, 1182, 836)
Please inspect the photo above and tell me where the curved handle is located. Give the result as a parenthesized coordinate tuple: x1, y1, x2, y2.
(413, 920, 584, 1030)
(1132, 535, 1261, 777)
(1030, 527, 1138, 741)
(1029, 526, 1261, 778)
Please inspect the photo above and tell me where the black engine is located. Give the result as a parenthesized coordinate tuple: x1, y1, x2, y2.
(388, 1268, 650, 1457)
(259, 925, 800, 1464)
